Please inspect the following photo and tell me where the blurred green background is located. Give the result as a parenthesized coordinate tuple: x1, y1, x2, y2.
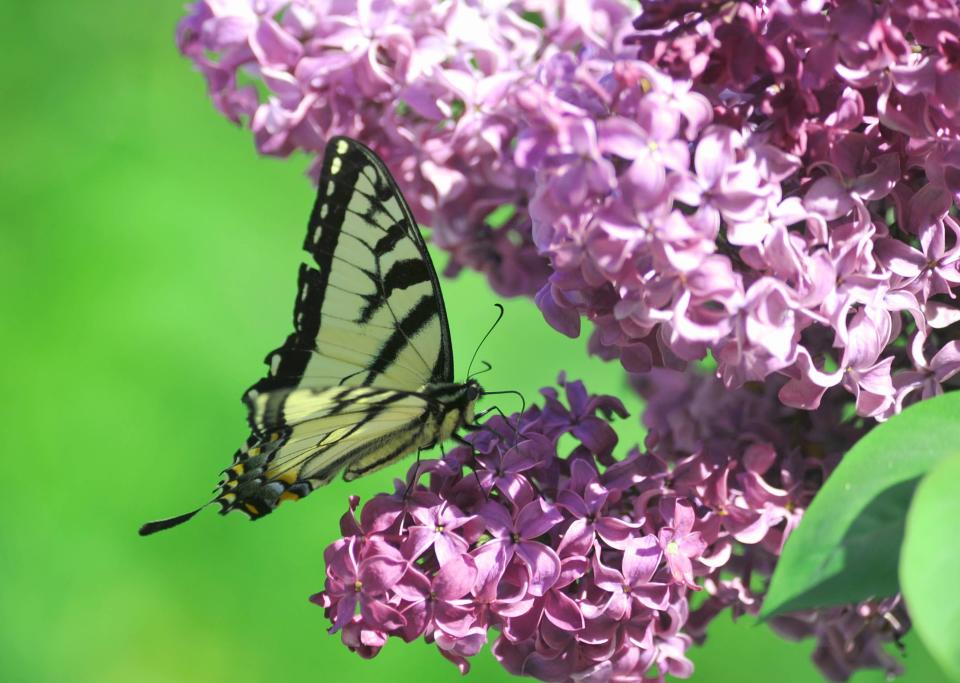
(0, 3, 949, 682)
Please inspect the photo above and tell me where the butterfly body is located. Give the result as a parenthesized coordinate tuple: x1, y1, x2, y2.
(140, 138, 481, 535)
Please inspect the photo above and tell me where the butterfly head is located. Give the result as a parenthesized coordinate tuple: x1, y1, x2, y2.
(466, 378, 483, 403)
(459, 378, 483, 427)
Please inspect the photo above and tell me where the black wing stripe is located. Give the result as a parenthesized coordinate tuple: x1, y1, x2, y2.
(358, 258, 432, 324)
(253, 266, 323, 392)
(383, 259, 432, 295)
(366, 296, 437, 384)
(343, 430, 423, 480)
(313, 428, 417, 485)
(374, 222, 409, 256)
(340, 229, 379, 250)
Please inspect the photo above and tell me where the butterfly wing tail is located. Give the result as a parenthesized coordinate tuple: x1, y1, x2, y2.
(139, 507, 205, 536)
(138, 434, 281, 536)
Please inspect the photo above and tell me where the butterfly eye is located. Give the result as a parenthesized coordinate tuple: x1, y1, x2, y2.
(467, 382, 482, 402)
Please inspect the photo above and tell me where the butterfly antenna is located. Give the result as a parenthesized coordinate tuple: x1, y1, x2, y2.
(469, 360, 493, 379)
(402, 449, 424, 500)
(466, 304, 505, 379)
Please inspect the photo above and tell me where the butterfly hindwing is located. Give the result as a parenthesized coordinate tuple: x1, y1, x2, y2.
(221, 386, 442, 517)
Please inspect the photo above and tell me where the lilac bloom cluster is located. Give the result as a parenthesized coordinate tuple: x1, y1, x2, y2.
(311, 375, 908, 682)
(635, 369, 909, 681)
(180, 0, 960, 419)
(176, 0, 634, 297)
(522, 0, 960, 419)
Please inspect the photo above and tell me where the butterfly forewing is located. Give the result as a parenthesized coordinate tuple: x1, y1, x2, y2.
(258, 137, 453, 394)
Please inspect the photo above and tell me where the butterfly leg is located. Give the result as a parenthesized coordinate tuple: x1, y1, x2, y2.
(467, 404, 509, 427)
(466, 405, 522, 450)
(402, 448, 424, 499)
(452, 433, 490, 501)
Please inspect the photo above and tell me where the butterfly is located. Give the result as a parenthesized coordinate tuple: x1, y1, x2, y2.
(140, 137, 486, 536)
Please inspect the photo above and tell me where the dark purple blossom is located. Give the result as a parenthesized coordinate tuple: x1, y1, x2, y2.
(307, 376, 909, 681)
(475, 499, 563, 596)
(557, 460, 641, 554)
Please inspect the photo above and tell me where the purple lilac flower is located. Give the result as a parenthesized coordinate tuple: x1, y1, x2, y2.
(180, 0, 960, 418)
(770, 596, 911, 683)
(310, 376, 909, 682)
(516, 31, 960, 420)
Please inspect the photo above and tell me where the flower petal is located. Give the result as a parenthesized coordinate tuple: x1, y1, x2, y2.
(433, 554, 478, 601)
(544, 590, 585, 631)
(514, 540, 561, 596)
(517, 499, 564, 539)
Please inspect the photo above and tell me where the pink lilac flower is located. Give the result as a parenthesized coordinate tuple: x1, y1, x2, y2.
(474, 499, 563, 597)
(592, 535, 671, 615)
(181, 0, 960, 418)
(394, 553, 479, 643)
(894, 330, 960, 409)
(404, 502, 483, 565)
(657, 499, 706, 590)
(310, 376, 909, 682)
(316, 537, 407, 634)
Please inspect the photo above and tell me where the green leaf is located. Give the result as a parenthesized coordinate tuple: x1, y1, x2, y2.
(761, 392, 960, 619)
(900, 451, 960, 682)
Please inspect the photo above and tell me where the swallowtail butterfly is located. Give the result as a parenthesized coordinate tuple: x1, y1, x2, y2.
(140, 137, 483, 535)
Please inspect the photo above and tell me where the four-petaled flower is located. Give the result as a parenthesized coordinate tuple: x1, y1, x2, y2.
(593, 535, 671, 618)
(658, 499, 707, 590)
(475, 499, 563, 596)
